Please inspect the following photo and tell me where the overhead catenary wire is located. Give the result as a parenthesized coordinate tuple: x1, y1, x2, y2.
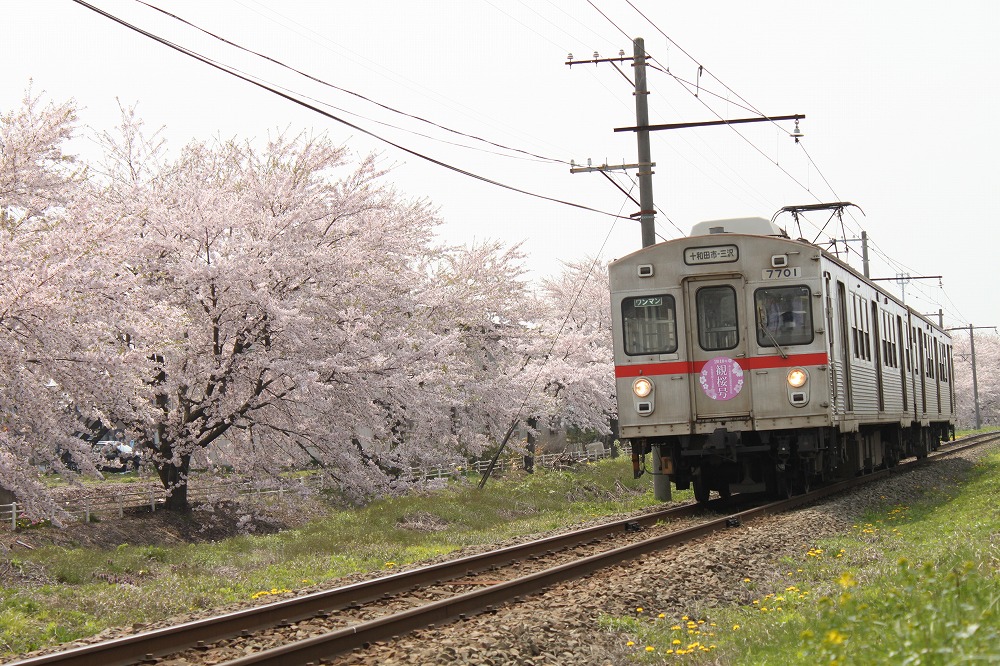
(71, 0, 629, 221)
(480, 182, 632, 488)
(609, 2, 971, 325)
(136, 0, 569, 166)
(586, 0, 826, 236)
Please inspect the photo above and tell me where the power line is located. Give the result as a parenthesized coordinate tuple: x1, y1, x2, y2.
(586, 4, 973, 328)
(70, 0, 628, 220)
(136, 0, 568, 166)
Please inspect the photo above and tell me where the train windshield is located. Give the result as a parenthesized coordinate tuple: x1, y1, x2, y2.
(696, 286, 739, 351)
(622, 294, 677, 355)
(754, 286, 813, 347)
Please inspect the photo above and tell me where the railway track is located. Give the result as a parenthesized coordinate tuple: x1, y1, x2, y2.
(9, 431, 998, 666)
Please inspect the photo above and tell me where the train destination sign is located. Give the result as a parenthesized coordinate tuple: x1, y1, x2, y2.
(684, 244, 739, 265)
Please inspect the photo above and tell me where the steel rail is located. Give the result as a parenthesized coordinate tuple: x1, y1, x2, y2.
(6, 501, 722, 666)
(10, 433, 995, 666)
(218, 433, 999, 666)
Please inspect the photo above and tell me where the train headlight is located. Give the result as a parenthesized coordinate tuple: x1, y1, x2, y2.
(787, 367, 808, 388)
(632, 377, 653, 398)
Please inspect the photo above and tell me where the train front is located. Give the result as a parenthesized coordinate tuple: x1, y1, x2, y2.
(609, 217, 831, 501)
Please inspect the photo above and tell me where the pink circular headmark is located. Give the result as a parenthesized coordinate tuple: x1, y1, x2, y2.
(699, 356, 745, 401)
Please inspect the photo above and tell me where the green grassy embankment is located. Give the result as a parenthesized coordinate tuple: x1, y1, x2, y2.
(606, 439, 1000, 664)
(0, 458, 662, 656)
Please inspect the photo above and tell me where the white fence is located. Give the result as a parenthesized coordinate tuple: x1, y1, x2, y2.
(0, 446, 613, 529)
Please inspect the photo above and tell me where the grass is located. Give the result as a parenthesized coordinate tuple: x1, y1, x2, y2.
(605, 444, 1000, 664)
(0, 457, 666, 657)
(7, 438, 999, 662)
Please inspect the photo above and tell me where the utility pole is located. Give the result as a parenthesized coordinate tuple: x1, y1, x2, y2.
(946, 324, 995, 430)
(568, 38, 664, 498)
(566, 44, 657, 245)
(869, 274, 942, 305)
(570, 39, 802, 503)
(970, 326, 980, 430)
(632, 38, 656, 248)
(861, 230, 870, 279)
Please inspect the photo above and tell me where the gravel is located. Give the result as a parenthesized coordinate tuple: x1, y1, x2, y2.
(6, 442, 993, 666)
(333, 442, 996, 665)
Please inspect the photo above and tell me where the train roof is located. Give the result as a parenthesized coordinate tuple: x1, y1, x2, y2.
(688, 217, 788, 238)
(609, 217, 951, 339)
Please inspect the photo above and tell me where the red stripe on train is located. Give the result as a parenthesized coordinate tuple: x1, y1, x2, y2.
(614, 352, 829, 378)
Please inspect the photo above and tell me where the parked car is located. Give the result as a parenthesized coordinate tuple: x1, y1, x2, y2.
(97, 440, 141, 472)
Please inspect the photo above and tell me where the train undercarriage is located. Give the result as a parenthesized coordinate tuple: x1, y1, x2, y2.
(631, 421, 956, 503)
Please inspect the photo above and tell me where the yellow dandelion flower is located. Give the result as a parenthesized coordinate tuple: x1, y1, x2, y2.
(837, 571, 857, 588)
(825, 629, 846, 645)
(626, 641, 635, 647)
(636, 607, 643, 613)
(743, 577, 751, 582)
(646, 646, 655, 652)
(733, 624, 741, 630)
(671, 625, 682, 631)
(672, 639, 682, 645)
(658, 613, 666, 619)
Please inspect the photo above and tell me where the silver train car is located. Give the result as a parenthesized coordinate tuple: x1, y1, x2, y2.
(609, 216, 956, 501)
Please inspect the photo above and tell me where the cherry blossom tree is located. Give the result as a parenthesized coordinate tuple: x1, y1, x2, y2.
(526, 257, 616, 440)
(952, 331, 1000, 429)
(0, 88, 108, 516)
(2, 95, 606, 516)
(419, 239, 544, 455)
(24, 106, 547, 512)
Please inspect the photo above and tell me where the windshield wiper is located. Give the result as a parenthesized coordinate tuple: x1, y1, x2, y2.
(759, 324, 789, 359)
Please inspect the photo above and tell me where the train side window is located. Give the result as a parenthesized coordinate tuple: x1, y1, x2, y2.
(622, 294, 678, 355)
(754, 285, 813, 347)
(696, 286, 739, 351)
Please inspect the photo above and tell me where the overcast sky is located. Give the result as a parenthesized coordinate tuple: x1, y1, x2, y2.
(5, 1, 998, 339)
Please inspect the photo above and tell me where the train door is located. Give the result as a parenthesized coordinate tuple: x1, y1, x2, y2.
(948, 345, 955, 415)
(918, 329, 927, 414)
(824, 274, 838, 408)
(934, 339, 942, 413)
(907, 320, 918, 420)
(897, 316, 907, 412)
(684, 278, 752, 420)
(871, 301, 885, 411)
(836, 282, 853, 412)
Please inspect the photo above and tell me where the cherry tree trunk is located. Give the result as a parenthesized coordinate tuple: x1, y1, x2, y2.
(155, 451, 192, 513)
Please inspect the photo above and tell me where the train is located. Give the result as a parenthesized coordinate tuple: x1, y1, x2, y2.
(608, 212, 956, 501)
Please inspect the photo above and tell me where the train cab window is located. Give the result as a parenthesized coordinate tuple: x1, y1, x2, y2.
(754, 286, 814, 347)
(622, 294, 678, 355)
(696, 286, 739, 351)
